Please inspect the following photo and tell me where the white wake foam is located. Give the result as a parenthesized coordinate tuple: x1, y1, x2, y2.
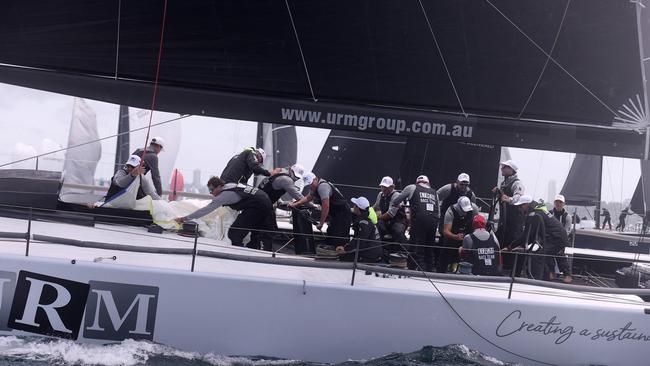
(0, 336, 299, 366)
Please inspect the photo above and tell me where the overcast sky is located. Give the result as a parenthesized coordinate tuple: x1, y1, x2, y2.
(0, 83, 640, 204)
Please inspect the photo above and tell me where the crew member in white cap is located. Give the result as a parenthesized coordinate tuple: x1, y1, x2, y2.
(551, 194, 572, 234)
(390, 174, 440, 271)
(437, 173, 476, 219)
(258, 164, 306, 204)
(372, 176, 408, 250)
(95, 155, 161, 208)
(493, 159, 525, 270)
(289, 174, 352, 249)
(336, 197, 383, 263)
(221, 147, 277, 184)
(505, 195, 572, 283)
(132, 136, 165, 197)
(438, 196, 479, 273)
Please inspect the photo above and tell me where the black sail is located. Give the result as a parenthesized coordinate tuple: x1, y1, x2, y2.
(560, 154, 602, 206)
(0, 0, 646, 157)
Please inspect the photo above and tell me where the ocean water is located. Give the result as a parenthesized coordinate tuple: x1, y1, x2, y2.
(0, 336, 517, 366)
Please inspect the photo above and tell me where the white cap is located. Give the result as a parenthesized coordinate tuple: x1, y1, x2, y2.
(554, 194, 565, 203)
(126, 155, 141, 167)
(416, 175, 429, 184)
(379, 176, 394, 187)
(457, 173, 470, 183)
(351, 197, 370, 210)
(514, 194, 533, 206)
(255, 148, 266, 162)
(150, 136, 165, 150)
(290, 164, 305, 179)
(458, 196, 473, 212)
(500, 160, 518, 172)
(303, 172, 316, 186)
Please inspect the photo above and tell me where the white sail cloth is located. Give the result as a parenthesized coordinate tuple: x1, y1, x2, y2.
(148, 198, 238, 243)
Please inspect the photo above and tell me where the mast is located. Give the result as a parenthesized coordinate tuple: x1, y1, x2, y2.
(635, 0, 650, 159)
(114, 105, 130, 174)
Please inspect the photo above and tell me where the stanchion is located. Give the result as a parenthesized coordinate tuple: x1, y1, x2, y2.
(351, 238, 361, 286)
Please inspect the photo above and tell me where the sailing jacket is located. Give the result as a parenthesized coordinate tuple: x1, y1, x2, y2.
(373, 190, 406, 223)
(342, 211, 382, 261)
(105, 167, 161, 202)
(510, 203, 569, 250)
(132, 146, 162, 197)
(221, 148, 270, 184)
(258, 170, 303, 204)
(186, 183, 272, 220)
(437, 183, 476, 226)
(551, 208, 572, 234)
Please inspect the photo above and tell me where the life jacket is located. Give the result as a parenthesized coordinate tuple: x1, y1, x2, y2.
(312, 179, 349, 213)
(379, 190, 406, 222)
(467, 232, 500, 276)
(353, 215, 382, 260)
(551, 208, 569, 227)
(409, 184, 439, 221)
(221, 183, 271, 211)
(258, 172, 293, 204)
(440, 183, 474, 225)
(105, 167, 133, 201)
(451, 204, 475, 236)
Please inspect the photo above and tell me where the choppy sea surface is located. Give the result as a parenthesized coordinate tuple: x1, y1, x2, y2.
(0, 336, 518, 366)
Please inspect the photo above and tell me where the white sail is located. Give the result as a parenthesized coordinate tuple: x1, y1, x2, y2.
(60, 98, 101, 194)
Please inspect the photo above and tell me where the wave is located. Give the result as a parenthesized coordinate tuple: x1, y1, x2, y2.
(0, 336, 515, 366)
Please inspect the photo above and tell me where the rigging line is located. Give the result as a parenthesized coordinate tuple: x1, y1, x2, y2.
(142, 0, 169, 155)
(392, 242, 557, 366)
(418, 0, 467, 117)
(0, 114, 190, 169)
(518, 0, 571, 119)
(483, 0, 620, 118)
(113, 0, 122, 80)
(285, 0, 317, 102)
(533, 151, 545, 198)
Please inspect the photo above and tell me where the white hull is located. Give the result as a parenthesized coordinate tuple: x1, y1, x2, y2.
(0, 218, 648, 365)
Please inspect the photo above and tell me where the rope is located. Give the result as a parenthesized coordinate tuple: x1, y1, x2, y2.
(418, 0, 466, 117)
(483, 0, 620, 119)
(285, 0, 317, 102)
(518, 0, 571, 119)
(141, 0, 169, 157)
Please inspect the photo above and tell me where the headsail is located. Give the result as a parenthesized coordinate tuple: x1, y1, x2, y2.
(60, 98, 101, 194)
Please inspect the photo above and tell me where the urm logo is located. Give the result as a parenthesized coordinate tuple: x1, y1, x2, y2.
(83, 280, 158, 341)
(8, 271, 89, 339)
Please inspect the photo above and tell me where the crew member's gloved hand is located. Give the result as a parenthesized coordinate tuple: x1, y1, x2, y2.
(335, 246, 345, 254)
(316, 222, 324, 231)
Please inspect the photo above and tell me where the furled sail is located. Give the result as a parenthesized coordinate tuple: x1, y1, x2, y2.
(0, 0, 646, 157)
(60, 98, 102, 194)
(559, 154, 602, 206)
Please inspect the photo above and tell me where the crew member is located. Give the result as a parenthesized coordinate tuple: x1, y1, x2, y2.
(461, 215, 501, 276)
(97, 155, 161, 208)
(132, 136, 165, 197)
(221, 147, 272, 184)
(438, 196, 479, 273)
(601, 207, 612, 230)
(493, 160, 525, 269)
(550, 195, 572, 235)
(617, 207, 630, 232)
(390, 175, 440, 272)
(290, 174, 352, 249)
(506, 195, 572, 283)
(372, 176, 408, 252)
(336, 197, 383, 263)
(258, 164, 305, 204)
(175, 176, 276, 251)
(437, 173, 476, 220)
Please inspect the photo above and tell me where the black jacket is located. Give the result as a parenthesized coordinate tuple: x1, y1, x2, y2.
(221, 149, 270, 184)
(511, 204, 569, 250)
(132, 147, 162, 197)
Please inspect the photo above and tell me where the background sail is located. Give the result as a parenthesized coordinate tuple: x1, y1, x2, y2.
(630, 160, 650, 215)
(114, 105, 130, 174)
(60, 98, 101, 194)
(560, 154, 602, 206)
(312, 131, 500, 200)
